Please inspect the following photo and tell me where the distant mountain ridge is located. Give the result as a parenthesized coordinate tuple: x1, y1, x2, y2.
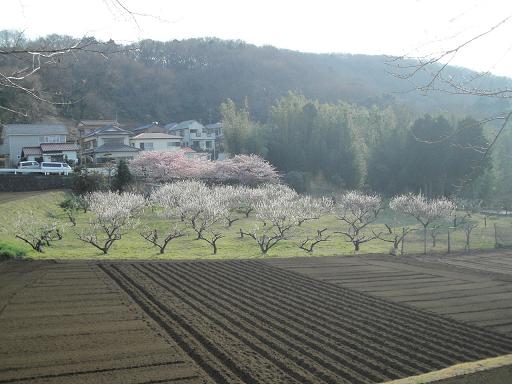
(3, 35, 512, 124)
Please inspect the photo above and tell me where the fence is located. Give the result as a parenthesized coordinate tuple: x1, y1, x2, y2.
(399, 222, 512, 255)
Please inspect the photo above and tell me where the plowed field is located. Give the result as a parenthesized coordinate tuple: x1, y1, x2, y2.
(1, 258, 512, 384)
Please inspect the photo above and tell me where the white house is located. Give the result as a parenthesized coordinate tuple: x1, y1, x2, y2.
(166, 120, 217, 151)
(129, 132, 183, 152)
(0, 124, 70, 167)
(81, 125, 140, 164)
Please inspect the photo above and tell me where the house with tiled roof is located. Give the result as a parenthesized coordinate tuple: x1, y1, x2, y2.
(76, 119, 119, 138)
(0, 123, 70, 167)
(21, 143, 79, 164)
(81, 125, 140, 164)
(129, 122, 167, 136)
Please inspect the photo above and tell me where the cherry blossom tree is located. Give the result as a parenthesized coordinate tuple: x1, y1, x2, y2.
(215, 155, 280, 185)
(77, 191, 145, 254)
(13, 212, 63, 252)
(334, 191, 382, 251)
(390, 193, 455, 254)
(129, 152, 279, 186)
(129, 151, 215, 182)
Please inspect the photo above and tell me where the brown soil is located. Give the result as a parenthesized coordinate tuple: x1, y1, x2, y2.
(1, 256, 512, 384)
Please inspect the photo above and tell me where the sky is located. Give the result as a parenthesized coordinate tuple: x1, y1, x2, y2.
(3, 0, 512, 78)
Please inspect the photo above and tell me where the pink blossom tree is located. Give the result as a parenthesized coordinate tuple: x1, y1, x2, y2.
(129, 151, 215, 182)
(130, 152, 279, 185)
(214, 155, 280, 185)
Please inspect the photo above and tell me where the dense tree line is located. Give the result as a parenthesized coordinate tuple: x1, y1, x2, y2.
(221, 93, 492, 198)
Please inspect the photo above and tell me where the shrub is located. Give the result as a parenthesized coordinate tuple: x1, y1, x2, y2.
(0, 241, 26, 260)
(71, 166, 108, 195)
(112, 160, 133, 192)
(284, 171, 308, 193)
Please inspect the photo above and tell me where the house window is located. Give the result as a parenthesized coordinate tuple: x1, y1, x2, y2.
(140, 142, 154, 150)
(102, 137, 124, 145)
(192, 141, 200, 148)
(205, 141, 212, 149)
(167, 141, 180, 147)
(39, 135, 64, 143)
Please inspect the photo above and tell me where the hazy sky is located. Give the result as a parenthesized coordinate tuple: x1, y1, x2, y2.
(3, 0, 512, 77)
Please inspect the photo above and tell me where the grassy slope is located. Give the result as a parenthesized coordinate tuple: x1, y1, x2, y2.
(0, 191, 508, 260)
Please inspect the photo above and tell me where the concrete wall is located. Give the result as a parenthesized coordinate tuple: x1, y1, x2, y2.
(0, 174, 72, 192)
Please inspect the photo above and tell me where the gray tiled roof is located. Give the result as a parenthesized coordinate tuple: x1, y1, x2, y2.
(40, 143, 80, 152)
(5, 124, 68, 136)
(83, 125, 131, 138)
(88, 143, 140, 153)
(168, 120, 203, 131)
(21, 147, 43, 156)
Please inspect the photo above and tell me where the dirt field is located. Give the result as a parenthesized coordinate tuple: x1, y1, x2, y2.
(266, 250, 512, 335)
(1, 256, 512, 384)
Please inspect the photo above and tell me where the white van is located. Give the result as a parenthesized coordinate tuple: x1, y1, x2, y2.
(40, 162, 73, 175)
(18, 161, 40, 169)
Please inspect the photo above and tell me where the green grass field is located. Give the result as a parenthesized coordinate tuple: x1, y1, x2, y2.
(0, 190, 510, 260)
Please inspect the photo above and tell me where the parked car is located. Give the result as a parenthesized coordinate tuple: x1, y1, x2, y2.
(40, 162, 73, 175)
(18, 161, 40, 169)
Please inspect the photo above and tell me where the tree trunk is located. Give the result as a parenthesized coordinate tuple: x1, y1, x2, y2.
(354, 241, 360, 251)
(423, 226, 427, 255)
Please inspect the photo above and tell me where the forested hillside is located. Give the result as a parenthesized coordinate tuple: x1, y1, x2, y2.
(1, 33, 511, 124)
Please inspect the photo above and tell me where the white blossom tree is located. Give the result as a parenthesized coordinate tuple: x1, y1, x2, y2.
(77, 191, 145, 254)
(240, 184, 300, 254)
(335, 191, 382, 251)
(390, 193, 455, 254)
(296, 196, 333, 226)
(139, 184, 187, 254)
(157, 180, 227, 254)
(13, 212, 63, 252)
(214, 185, 243, 227)
(235, 185, 265, 218)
